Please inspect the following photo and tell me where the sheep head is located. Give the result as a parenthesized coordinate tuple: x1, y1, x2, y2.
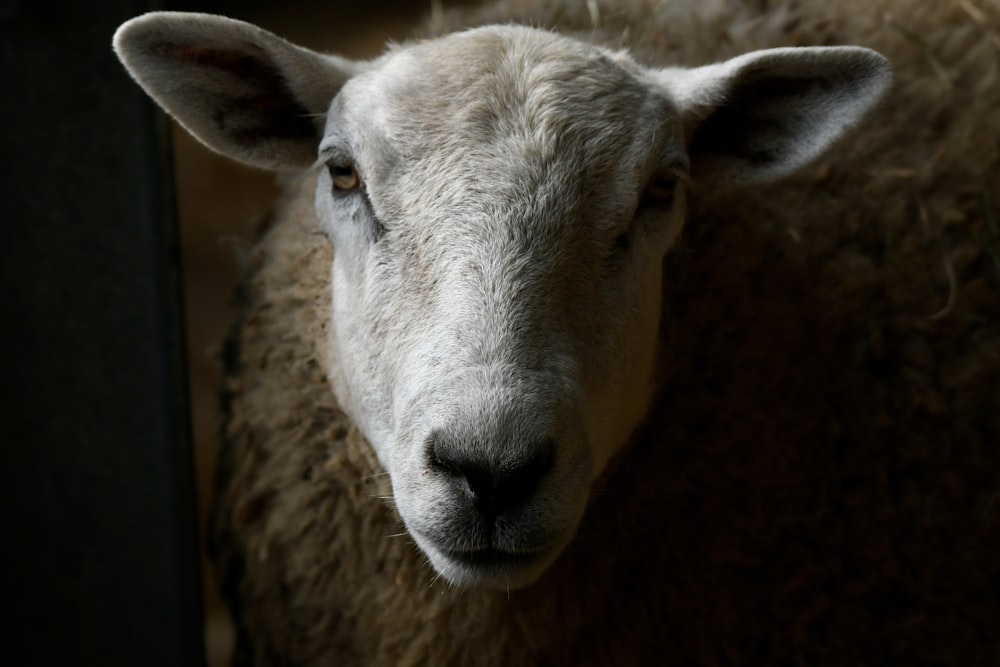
(114, 13, 891, 589)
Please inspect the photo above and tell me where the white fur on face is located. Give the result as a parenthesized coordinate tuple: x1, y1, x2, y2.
(317, 26, 687, 588)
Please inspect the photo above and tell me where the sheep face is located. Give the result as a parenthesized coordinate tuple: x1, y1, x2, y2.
(318, 27, 687, 587)
(113, 12, 891, 589)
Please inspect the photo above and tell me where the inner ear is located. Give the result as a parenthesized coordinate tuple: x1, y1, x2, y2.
(150, 41, 318, 152)
(114, 12, 362, 170)
(692, 75, 812, 168)
(690, 71, 858, 178)
(668, 47, 893, 184)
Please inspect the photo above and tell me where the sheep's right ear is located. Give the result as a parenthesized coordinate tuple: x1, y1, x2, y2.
(113, 12, 365, 170)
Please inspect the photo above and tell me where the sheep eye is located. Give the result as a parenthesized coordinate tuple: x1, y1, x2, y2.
(645, 176, 677, 203)
(328, 162, 361, 192)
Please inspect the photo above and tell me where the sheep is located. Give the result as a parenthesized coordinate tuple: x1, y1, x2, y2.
(113, 0, 1000, 664)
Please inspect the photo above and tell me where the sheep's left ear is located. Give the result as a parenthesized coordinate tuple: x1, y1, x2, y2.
(657, 47, 893, 184)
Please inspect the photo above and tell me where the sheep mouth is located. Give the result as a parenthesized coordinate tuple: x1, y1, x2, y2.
(435, 546, 557, 588)
(442, 547, 546, 570)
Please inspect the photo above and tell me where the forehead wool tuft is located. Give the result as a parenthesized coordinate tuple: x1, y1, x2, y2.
(368, 27, 672, 167)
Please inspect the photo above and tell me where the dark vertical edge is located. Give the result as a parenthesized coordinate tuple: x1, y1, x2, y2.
(0, 0, 206, 664)
(148, 53, 209, 667)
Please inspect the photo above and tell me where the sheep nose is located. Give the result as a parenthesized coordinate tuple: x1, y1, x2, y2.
(429, 431, 554, 518)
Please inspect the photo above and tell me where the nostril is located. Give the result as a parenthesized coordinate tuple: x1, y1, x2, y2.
(428, 443, 460, 476)
(429, 432, 555, 518)
(500, 442, 554, 507)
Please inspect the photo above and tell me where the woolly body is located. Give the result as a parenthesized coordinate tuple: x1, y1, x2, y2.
(145, 0, 999, 664)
